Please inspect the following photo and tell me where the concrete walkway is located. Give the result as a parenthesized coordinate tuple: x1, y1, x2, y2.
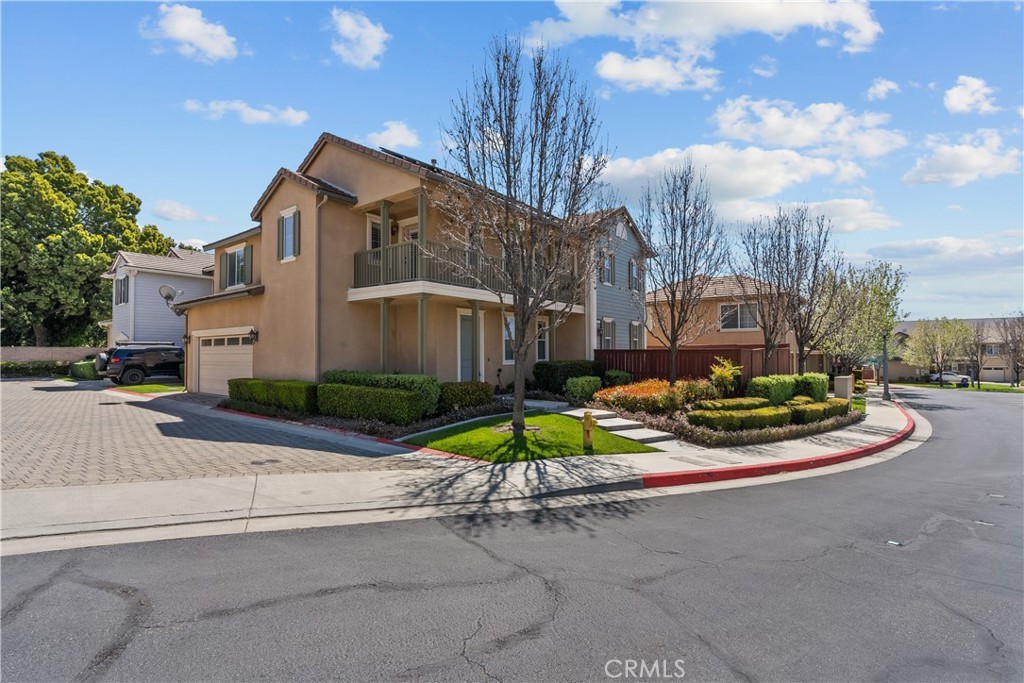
(1, 387, 926, 555)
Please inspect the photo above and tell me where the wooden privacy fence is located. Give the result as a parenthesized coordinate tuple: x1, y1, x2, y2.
(595, 345, 792, 389)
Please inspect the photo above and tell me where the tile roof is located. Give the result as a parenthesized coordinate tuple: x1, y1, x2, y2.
(249, 167, 357, 220)
(646, 275, 763, 303)
(107, 248, 213, 278)
(296, 132, 444, 180)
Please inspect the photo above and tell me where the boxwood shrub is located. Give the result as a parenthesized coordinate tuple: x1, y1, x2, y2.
(604, 369, 632, 387)
(228, 378, 320, 413)
(70, 360, 101, 380)
(438, 381, 495, 413)
(790, 402, 828, 424)
(745, 374, 797, 405)
(317, 383, 423, 425)
(784, 395, 815, 407)
(565, 375, 602, 405)
(793, 373, 829, 402)
(826, 397, 851, 417)
(322, 370, 441, 416)
(688, 406, 792, 431)
(693, 396, 771, 412)
(532, 360, 603, 394)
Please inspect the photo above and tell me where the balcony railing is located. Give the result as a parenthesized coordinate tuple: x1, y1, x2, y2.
(353, 239, 579, 302)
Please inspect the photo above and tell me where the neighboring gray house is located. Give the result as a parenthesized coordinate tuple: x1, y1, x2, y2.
(102, 248, 214, 347)
(586, 207, 651, 355)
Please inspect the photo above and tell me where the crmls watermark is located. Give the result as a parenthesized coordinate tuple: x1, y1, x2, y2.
(604, 659, 686, 679)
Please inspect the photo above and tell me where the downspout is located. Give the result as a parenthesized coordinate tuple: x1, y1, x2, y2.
(314, 192, 328, 380)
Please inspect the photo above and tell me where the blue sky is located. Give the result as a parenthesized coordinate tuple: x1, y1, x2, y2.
(3, 1, 1022, 319)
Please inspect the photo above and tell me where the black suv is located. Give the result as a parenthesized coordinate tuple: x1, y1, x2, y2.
(95, 344, 184, 386)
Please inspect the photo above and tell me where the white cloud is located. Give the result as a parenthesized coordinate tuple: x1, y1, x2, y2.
(183, 99, 309, 126)
(529, 1, 880, 93)
(902, 129, 1021, 187)
(711, 96, 907, 158)
(152, 199, 216, 222)
(750, 55, 777, 79)
(944, 75, 1001, 114)
(946, 204, 964, 212)
(180, 238, 208, 250)
(366, 121, 420, 150)
(141, 4, 238, 63)
(329, 8, 390, 69)
(866, 77, 900, 101)
(867, 235, 1024, 276)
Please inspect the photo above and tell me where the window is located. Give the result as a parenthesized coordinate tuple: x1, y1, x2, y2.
(503, 314, 515, 364)
(984, 344, 1001, 356)
(628, 259, 639, 291)
(537, 317, 549, 362)
(220, 246, 251, 289)
(598, 318, 615, 349)
(629, 321, 642, 349)
(367, 217, 383, 250)
(114, 276, 129, 305)
(720, 303, 758, 330)
(601, 252, 614, 285)
(278, 210, 300, 260)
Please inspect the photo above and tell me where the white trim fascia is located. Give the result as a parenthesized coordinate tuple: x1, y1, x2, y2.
(192, 326, 255, 337)
(128, 271, 136, 341)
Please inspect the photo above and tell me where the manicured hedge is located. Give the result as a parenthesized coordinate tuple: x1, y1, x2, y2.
(784, 395, 815, 407)
(0, 361, 72, 377)
(604, 369, 631, 387)
(565, 376, 602, 404)
(693, 396, 771, 412)
(228, 378, 320, 413)
(533, 360, 603, 394)
(790, 402, 828, 425)
(746, 374, 797, 405)
(793, 373, 829, 403)
(322, 370, 441, 416)
(70, 360, 101, 380)
(438, 381, 494, 413)
(688, 406, 792, 431)
(826, 397, 851, 417)
(316, 383, 423, 425)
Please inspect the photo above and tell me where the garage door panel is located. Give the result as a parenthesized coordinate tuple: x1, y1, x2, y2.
(198, 336, 253, 395)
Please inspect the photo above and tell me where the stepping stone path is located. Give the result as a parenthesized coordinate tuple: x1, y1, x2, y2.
(560, 408, 676, 444)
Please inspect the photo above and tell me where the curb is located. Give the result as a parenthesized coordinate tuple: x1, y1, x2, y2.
(640, 401, 915, 489)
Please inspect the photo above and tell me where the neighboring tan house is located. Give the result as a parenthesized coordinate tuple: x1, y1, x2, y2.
(174, 133, 589, 396)
(101, 248, 214, 348)
(889, 318, 1015, 382)
(586, 207, 650, 355)
(644, 275, 825, 374)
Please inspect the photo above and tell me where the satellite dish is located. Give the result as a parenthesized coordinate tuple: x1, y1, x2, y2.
(158, 285, 180, 302)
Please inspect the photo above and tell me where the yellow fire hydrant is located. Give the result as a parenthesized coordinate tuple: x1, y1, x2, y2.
(582, 410, 598, 449)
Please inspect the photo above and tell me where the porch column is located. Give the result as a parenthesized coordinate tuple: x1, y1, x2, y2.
(470, 301, 481, 381)
(417, 294, 430, 374)
(379, 298, 393, 373)
(549, 319, 557, 361)
(417, 189, 427, 242)
(379, 200, 391, 245)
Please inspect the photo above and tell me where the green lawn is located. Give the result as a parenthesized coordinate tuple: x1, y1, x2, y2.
(405, 413, 660, 462)
(889, 381, 1022, 393)
(114, 382, 185, 394)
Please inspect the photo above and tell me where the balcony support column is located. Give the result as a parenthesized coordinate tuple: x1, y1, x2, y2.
(379, 298, 393, 373)
(417, 294, 430, 374)
(417, 190, 427, 242)
(379, 201, 391, 245)
(550, 319, 557, 361)
(470, 301, 481, 381)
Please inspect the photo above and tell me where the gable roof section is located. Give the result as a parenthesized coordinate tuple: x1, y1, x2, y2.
(250, 167, 358, 221)
(204, 226, 262, 252)
(296, 132, 444, 181)
(104, 249, 214, 279)
(587, 206, 654, 257)
(646, 275, 765, 303)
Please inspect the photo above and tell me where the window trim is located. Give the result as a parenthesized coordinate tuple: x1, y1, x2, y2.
(279, 207, 299, 261)
(629, 321, 642, 349)
(536, 316, 550, 362)
(503, 313, 516, 365)
(720, 302, 758, 331)
(114, 275, 130, 306)
(224, 245, 247, 290)
(599, 317, 615, 350)
(366, 214, 384, 251)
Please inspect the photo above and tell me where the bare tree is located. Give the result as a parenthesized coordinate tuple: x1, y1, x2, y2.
(638, 160, 729, 383)
(903, 318, 973, 386)
(966, 320, 989, 388)
(734, 207, 797, 374)
(785, 207, 848, 374)
(432, 35, 610, 436)
(995, 311, 1024, 386)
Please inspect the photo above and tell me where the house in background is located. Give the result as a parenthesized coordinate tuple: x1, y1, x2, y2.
(889, 318, 1014, 382)
(586, 207, 650, 355)
(101, 248, 214, 347)
(174, 133, 590, 396)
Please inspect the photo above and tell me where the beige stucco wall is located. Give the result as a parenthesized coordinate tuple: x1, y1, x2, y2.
(646, 299, 799, 349)
(212, 233, 263, 293)
(184, 295, 262, 390)
(304, 144, 422, 210)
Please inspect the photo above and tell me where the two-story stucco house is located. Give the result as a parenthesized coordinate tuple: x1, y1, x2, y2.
(101, 248, 214, 347)
(174, 133, 591, 395)
(586, 207, 650, 355)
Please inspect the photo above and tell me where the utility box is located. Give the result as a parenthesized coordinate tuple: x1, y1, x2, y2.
(835, 375, 853, 399)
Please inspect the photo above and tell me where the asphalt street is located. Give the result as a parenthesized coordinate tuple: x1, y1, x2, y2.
(2, 387, 1022, 682)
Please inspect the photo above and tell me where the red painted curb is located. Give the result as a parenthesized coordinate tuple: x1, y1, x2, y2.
(641, 402, 916, 489)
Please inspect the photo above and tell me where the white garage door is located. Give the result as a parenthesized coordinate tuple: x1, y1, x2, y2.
(981, 367, 1005, 383)
(198, 335, 253, 395)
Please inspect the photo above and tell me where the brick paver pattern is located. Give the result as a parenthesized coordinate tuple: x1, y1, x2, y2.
(1, 380, 442, 489)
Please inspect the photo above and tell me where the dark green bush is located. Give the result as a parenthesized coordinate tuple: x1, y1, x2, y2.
(793, 373, 828, 402)
(317, 383, 423, 425)
(693, 396, 771, 411)
(746, 374, 797, 405)
(826, 397, 851, 417)
(565, 376, 602, 405)
(532, 360, 603, 393)
(854, 380, 868, 394)
(784, 395, 815, 407)
(687, 406, 791, 431)
(228, 378, 319, 413)
(687, 409, 743, 431)
(740, 406, 793, 429)
(790, 402, 828, 424)
(322, 370, 441, 416)
(438, 381, 495, 413)
(70, 360, 101, 380)
(604, 369, 631, 387)
(0, 361, 72, 377)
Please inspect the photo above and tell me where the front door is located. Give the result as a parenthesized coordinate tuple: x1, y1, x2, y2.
(459, 314, 473, 381)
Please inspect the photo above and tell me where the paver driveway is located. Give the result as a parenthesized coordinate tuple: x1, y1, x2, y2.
(1, 379, 442, 489)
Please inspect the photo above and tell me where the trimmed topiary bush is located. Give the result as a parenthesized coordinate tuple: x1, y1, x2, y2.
(604, 369, 631, 387)
(322, 370, 442, 416)
(228, 378, 320, 413)
(687, 406, 792, 431)
(746, 374, 797, 405)
(790, 402, 828, 424)
(826, 397, 851, 417)
(532, 360, 603, 394)
(784, 395, 815, 407)
(565, 375, 602, 405)
(693, 396, 771, 411)
(793, 373, 829, 403)
(70, 360, 101, 380)
(438, 381, 495, 413)
(317, 383, 423, 425)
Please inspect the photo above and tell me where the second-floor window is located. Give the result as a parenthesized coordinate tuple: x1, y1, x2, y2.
(278, 210, 300, 260)
(221, 246, 251, 289)
(984, 344, 1002, 356)
(628, 259, 639, 291)
(721, 303, 757, 330)
(601, 252, 615, 285)
(114, 275, 129, 305)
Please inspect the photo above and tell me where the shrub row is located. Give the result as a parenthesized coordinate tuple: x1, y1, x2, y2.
(746, 373, 829, 404)
(228, 378, 320, 413)
(687, 406, 792, 431)
(604, 369, 632, 387)
(784, 395, 815, 407)
(70, 360, 101, 380)
(693, 396, 770, 411)
(322, 370, 441, 417)
(0, 360, 72, 377)
(593, 378, 719, 414)
(565, 376, 602, 405)
(438, 381, 494, 413)
(316, 383, 423, 425)
(532, 360, 603, 393)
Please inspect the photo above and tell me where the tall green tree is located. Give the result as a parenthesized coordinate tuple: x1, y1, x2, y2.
(902, 317, 973, 386)
(1, 152, 176, 346)
(820, 261, 906, 373)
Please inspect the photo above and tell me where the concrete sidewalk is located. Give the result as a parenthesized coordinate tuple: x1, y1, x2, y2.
(0, 390, 927, 555)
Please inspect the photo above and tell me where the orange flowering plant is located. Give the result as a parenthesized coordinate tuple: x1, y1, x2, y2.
(594, 378, 718, 414)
